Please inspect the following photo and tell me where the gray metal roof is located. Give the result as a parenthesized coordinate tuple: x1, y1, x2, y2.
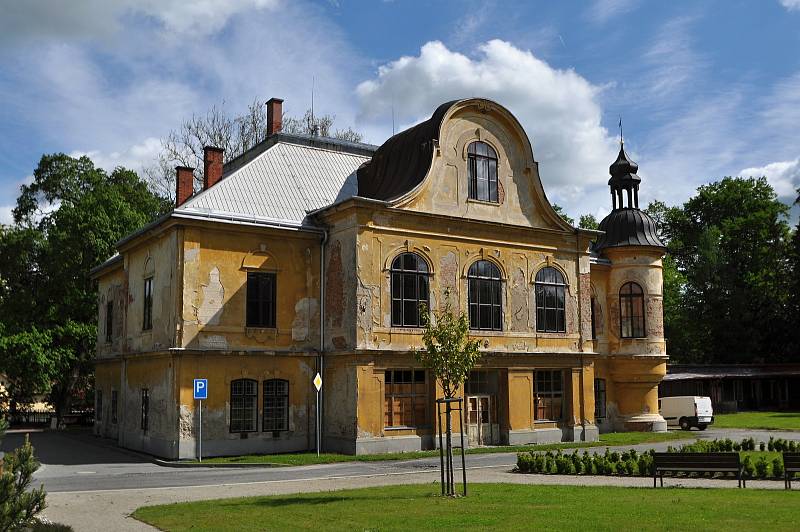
(177, 139, 371, 225)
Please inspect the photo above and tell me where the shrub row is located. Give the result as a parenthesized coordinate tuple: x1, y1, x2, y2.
(516, 437, 797, 480)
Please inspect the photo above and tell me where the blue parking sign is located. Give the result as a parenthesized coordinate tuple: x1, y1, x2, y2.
(194, 379, 208, 400)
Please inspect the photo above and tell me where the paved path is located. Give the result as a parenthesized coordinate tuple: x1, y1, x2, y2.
(3, 427, 799, 531)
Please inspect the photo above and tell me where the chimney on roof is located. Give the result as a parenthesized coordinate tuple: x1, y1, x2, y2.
(266, 97, 283, 136)
(203, 146, 224, 190)
(175, 166, 194, 207)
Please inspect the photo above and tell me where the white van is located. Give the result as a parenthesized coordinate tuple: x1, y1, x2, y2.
(658, 396, 714, 431)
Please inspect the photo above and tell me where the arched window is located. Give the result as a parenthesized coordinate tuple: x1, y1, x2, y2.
(467, 141, 498, 202)
(230, 379, 257, 433)
(263, 379, 289, 432)
(619, 282, 645, 338)
(535, 267, 566, 333)
(468, 260, 502, 331)
(390, 253, 430, 327)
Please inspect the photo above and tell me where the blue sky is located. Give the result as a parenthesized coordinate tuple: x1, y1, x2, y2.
(1, 0, 799, 224)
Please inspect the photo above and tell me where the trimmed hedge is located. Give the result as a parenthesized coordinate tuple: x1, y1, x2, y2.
(516, 437, 798, 480)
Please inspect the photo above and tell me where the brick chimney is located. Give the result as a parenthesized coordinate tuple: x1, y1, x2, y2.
(175, 166, 194, 207)
(203, 146, 224, 190)
(266, 97, 283, 136)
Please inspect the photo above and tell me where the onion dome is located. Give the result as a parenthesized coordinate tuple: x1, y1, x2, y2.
(595, 141, 665, 251)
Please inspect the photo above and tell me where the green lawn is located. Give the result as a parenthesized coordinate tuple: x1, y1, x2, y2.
(713, 411, 800, 431)
(192, 431, 690, 466)
(133, 483, 800, 531)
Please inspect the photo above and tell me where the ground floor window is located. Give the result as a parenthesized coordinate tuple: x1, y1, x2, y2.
(141, 388, 149, 431)
(230, 379, 258, 433)
(534, 370, 563, 422)
(263, 379, 289, 432)
(594, 378, 606, 419)
(111, 390, 118, 424)
(384, 369, 428, 428)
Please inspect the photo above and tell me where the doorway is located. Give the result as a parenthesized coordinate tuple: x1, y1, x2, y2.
(465, 370, 501, 446)
(467, 394, 499, 445)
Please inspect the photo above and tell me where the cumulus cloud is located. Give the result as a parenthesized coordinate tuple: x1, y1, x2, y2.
(740, 158, 800, 202)
(355, 40, 618, 214)
(0, 0, 359, 210)
(780, 0, 800, 11)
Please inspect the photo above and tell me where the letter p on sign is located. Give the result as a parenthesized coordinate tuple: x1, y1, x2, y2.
(194, 379, 208, 400)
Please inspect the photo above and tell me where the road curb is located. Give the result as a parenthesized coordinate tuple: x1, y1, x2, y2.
(152, 459, 285, 468)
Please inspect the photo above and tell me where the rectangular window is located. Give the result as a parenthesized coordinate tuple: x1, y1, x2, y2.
(384, 369, 428, 429)
(534, 370, 563, 422)
(111, 390, 118, 424)
(96, 390, 103, 421)
(263, 379, 289, 432)
(230, 379, 258, 432)
(594, 378, 606, 419)
(106, 301, 114, 343)
(141, 388, 149, 431)
(143, 277, 153, 331)
(246, 272, 277, 328)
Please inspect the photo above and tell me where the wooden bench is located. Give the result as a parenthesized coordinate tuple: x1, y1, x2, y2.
(653, 452, 744, 488)
(783, 452, 800, 490)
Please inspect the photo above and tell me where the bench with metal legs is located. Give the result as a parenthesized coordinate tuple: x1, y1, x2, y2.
(653, 452, 743, 488)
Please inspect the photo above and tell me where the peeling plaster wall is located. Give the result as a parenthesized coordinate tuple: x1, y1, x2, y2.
(93, 360, 121, 439)
(96, 267, 127, 358)
(324, 218, 358, 352)
(397, 103, 561, 231)
(348, 208, 587, 355)
(175, 352, 316, 459)
(117, 354, 178, 458)
(125, 229, 179, 353)
(180, 225, 321, 352)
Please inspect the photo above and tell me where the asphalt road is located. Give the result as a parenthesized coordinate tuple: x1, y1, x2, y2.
(3, 427, 800, 493)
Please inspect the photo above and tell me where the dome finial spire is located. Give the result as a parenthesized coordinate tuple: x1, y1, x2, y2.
(619, 116, 623, 147)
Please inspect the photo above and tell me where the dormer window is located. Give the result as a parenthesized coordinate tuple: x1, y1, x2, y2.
(467, 141, 498, 203)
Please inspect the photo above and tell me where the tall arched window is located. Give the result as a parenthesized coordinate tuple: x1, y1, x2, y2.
(535, 267, 566, 333)
(391, 253, 430, 327)
(263, 379, 289, 432)
(467, 141, 498, 202)
(468, 260, 502, 331)
(619, 282, 645, 338)
(230, 379, 258, 433)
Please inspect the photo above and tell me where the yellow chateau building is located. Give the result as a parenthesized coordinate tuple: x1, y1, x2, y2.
(91, 98, 668, 458)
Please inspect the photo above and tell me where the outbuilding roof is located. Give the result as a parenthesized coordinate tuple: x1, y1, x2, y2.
(177, 133, 375, 226)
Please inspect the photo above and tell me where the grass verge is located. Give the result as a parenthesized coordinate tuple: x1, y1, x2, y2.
(713, 411, 800, 431)
(191, 431, 690, 466)
(133, 483, 800, 531)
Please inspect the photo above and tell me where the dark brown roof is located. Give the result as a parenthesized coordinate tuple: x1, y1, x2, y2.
(357, 100, 459, 201)
(594, 208, 665, 250)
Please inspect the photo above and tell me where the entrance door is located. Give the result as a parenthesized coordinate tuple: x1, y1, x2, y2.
(467, 395, 499, 445)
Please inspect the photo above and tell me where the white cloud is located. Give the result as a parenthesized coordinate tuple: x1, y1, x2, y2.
(355, 40, 618, 215)
(0, 0, 279, 44)
(0, 0, 360, 205)
(640, 16, 705, 103)
(586, 0, 640, 25)
(780, 0, 800, 12)
(740, 158, 800, 202)
(0, 205, 14, 226)
(69, 138, 162, 174)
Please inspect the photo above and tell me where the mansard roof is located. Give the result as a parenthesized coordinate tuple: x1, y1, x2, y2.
(356, 100, 459, 201)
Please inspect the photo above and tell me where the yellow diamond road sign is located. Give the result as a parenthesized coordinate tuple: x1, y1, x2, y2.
(313, 372, 323, 391)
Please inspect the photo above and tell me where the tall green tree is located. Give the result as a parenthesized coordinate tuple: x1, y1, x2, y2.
(578, 214, 599, 230)
(657, 177, 793, 363)
(552, 204, 574, 226)
(0, 154, 170, 421)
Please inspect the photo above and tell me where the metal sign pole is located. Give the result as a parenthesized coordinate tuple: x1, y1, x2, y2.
(316, 388, 320, 456)
(198, 399, 202, 462)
